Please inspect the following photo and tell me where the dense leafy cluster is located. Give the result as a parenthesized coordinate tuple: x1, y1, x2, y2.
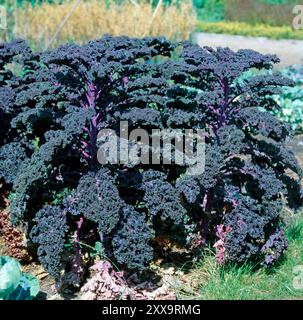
(0, 36, 302, 285)
(30, 205, 67, 277)
(112, 206, 154, 271)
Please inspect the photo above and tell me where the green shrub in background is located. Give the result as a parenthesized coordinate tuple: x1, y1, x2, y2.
(198, 21, 303, 40)
(194, 0, 224, 22)
(272, 65, 303, 133)
(261, 0, 294, 5)
(224, 0, 298, 26)
(0, 0, 61, 41)
(193, 0, 299, 26)
(0, 256, 39, 300)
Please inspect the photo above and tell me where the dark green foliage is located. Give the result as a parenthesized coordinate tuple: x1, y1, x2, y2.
(0, 142, 27, 184)
(194, 0, 224, 22)
(30, 205, 67, 277)
(0, 35, 302, 283)
(64, 169, 123, 234)
(142, 170, 185, 224)
(112, 206, 154, 271)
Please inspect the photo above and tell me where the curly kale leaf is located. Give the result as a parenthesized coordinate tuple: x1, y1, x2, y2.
(0, 142, 28, 184)
(261, 229, 288, 266)
(112, 206, 154, 271)
(65, 169, 123, 234)
(30, 205, 67, 277)
(141, 170, 185, 224)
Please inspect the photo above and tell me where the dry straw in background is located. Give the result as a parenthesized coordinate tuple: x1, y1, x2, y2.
(14, 0, 197, 50)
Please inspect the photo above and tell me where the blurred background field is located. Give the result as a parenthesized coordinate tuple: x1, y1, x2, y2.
(196, 0, 303, 40)
(1, 0, 197, 49)
(0, 0, 303, 49)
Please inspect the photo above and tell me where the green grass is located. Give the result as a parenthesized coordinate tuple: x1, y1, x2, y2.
(175, 215, 303, 300)
(197, 21, 303, 41)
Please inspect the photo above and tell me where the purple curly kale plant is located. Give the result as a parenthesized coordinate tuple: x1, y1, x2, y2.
(0, 36, 302, 288)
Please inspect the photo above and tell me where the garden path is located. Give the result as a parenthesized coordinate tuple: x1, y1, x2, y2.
(195, 33, 303, 68)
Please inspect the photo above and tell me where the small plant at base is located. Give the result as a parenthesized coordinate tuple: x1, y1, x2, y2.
(0, 256, 39, 300)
